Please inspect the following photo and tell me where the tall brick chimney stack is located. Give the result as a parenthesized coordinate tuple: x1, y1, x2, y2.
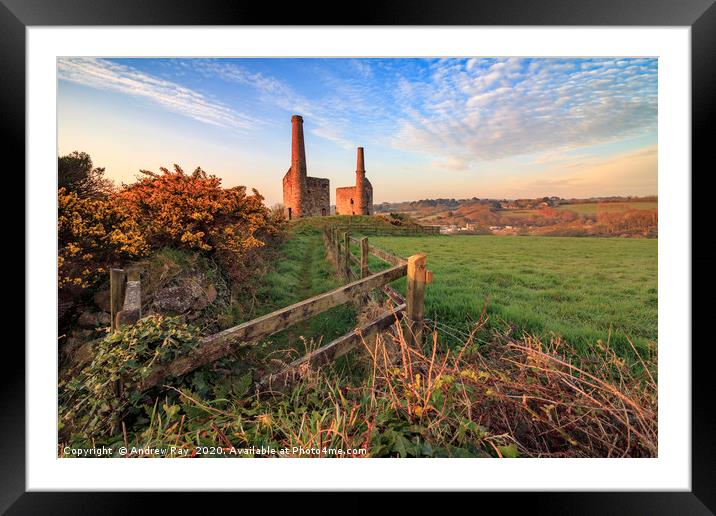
(355, 146, 366, 215)
(289, 115, 307, 217)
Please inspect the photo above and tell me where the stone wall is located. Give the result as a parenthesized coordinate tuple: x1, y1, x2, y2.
(361, 177, 373, 215)
(336, 147, 374, 216)
(305, 176, 330, 216)
(336, 186, 357, 215)
(336, 176, 373, 215)
(282, 168, 301, 220)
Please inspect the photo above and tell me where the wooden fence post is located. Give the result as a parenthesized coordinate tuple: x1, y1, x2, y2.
(343, 232, 350, 281)
(110, 268, 127, 332)
(117, 269, 142, 327)
(360, 237, 369, 278)
(333, 228, 339, 261)
(405, 254, 427, 347)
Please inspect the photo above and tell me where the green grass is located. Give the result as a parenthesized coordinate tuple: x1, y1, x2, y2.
(228, 225, 356, 358)
(556, 201, 658, 215)
(369, 234, 657, 355)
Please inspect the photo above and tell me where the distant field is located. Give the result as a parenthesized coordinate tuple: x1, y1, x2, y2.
(370, 234, 657, 355)
(557, 201, 658, 216)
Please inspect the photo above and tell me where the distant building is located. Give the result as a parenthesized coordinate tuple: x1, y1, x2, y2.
(336, 147, 373, 216)
(282, 115, 330, 219)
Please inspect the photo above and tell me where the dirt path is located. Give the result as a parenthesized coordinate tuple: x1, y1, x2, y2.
(286, 234, 320, 344)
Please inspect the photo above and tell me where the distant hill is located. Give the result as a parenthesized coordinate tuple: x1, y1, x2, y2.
(374, 195, 658, 238)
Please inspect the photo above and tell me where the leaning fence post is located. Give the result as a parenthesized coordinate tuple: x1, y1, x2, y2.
(405, 254, 427, 347)
(360, 237, 369, 278)
(343, 232, 350, 281)
(110, 268, 127, 332)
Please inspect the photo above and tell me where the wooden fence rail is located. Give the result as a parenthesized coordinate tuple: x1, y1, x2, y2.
(323, 225, 432, 344)
(256, 228, 430, 391)
(319, 222, 440, 236)
(141, 260, 408, 391)
(130, 224, 431, 394)
(257, 303, 407, 392)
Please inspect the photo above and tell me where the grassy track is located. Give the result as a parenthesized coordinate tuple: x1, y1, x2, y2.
(240, 225, 356, 355)
(369, 234, 657, 355)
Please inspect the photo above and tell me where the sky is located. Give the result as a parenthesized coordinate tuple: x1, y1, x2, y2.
(57, 57, 658, 205)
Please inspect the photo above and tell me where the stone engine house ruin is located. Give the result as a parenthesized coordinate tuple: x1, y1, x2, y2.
(282, 115, 330, 219)
(336, 147, 373, 216)
(282, 115, 373, 219)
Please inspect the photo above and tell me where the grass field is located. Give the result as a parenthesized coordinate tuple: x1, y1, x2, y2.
(556, 201, 658, 215)
(369, 234, 657, 355)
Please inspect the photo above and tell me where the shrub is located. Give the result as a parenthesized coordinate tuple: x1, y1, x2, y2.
(596, 205, 658, 236)
(58, 151, 113, 199)
(116, 165, 286, 279)
(58, 187, 148, 295)
(59, 315, 201, 438)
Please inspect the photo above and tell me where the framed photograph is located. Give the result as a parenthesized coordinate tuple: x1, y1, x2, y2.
(7, 0, 713, 509)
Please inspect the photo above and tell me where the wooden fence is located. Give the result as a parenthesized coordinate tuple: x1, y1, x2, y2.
(328, 222, 440, 236)
(136, 231, 429, 392)
(323, 227, 432, 347)
(109, 268, 142, 332)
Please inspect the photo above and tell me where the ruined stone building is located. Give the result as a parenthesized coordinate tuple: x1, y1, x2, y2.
(282, 115, 330, 219)
(336, 147, 373, 216)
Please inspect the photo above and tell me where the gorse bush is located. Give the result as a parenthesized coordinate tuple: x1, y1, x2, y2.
(116, 165, 285, 280)
(57, 159, 287, 298)
(58, 187, 148, 294)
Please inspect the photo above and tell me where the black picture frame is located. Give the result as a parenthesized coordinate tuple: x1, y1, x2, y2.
(4, 0, 712, 511)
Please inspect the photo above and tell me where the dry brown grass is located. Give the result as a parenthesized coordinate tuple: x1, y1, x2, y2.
(361, 318, 657, 457)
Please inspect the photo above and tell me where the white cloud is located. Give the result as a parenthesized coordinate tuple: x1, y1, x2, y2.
(58, 58, 258, 130)
(391, 58, 657, 167)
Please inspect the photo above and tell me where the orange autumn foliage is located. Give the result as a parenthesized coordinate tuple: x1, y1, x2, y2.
(116, 165, 285, 279)
(58, 187, 148, 294)
(596, 204, 658, 236)
(58, 164, 286, 299)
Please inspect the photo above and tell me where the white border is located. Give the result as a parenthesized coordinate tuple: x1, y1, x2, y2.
(27, 27, 690, 491)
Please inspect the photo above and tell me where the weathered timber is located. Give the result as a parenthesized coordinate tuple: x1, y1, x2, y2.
(117, 279, 142, 327)
(334, 229, 340, 266)
(343, 232, 350, 280)
(360, 237, 369, 278)
(349, 253, 361, 267)
(405, 253, 427, 346)
(382, 284, 405, 305)
(140, 263, 407, 391)
(110, 268, 127, 332)
(257, 303, 406, 393)
(368, 244, 407, 266)
(329, 223, 440, 236)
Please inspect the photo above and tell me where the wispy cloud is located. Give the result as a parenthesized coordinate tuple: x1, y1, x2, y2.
(180, 57, 657, 168)
(391, 58, 657, 167)
(181, 59, 392, 150)
(58, 57, 258, 130)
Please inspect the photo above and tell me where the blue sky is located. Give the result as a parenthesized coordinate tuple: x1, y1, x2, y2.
(57, 57, 657, 205)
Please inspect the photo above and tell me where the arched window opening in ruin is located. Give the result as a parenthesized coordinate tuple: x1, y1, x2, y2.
(287, 207, 292, 220)
(321, 208, 326, 216)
